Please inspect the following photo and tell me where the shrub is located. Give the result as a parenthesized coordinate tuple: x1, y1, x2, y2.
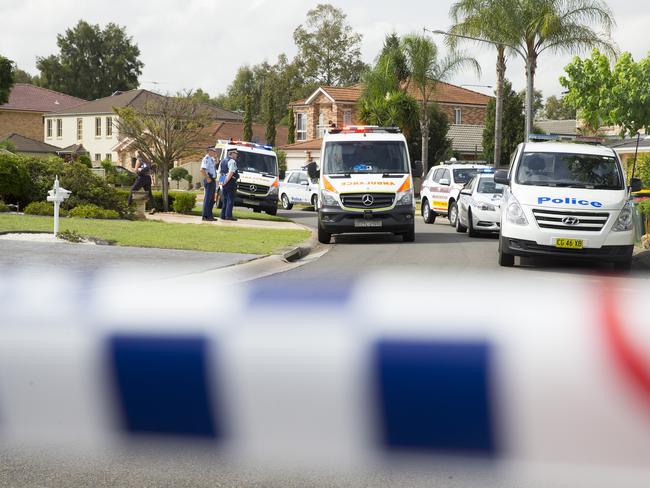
(0, 154, 31, 206)
(77, 155, 92, 168)
(0, 200, 8, 212)
(173, 192, 196, 214)
(150, 191, 185, 211)
(57, 229, 84, 243)
(639, 199, 650, 216)
(68, 204, 120, 219)
(24, 201, 68, 216)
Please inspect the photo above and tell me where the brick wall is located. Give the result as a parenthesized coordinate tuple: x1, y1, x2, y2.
(439, 104, 486, 126)
(0, 110, 43, 141)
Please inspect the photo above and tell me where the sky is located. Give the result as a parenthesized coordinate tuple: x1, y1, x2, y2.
(1, 0, 648, 101)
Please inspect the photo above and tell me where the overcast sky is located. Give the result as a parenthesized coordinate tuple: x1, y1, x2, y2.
(1, 0, 648, 101)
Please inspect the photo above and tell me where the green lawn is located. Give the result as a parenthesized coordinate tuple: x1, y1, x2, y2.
(0, 214, 310, 255)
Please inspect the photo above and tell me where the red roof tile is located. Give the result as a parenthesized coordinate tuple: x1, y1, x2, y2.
(277, 138, 323, 151)
(1, 84, 85, 113)
(193, 121, 289, 148)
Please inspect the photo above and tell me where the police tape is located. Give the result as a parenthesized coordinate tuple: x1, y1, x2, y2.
(0, 270, 649, 476)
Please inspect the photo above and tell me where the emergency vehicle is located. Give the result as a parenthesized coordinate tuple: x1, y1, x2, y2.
(317, 126, 421, 244)
(213, 139, 280, 215)
(420, 160, 492, 226)
(495, 141, 642, 270)
(279, 168, 319, 210)
(456, 169, 504, 236)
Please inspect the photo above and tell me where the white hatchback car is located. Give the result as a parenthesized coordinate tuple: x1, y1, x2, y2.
(456, 172, 504, 237)
(279, 169, 319, 210)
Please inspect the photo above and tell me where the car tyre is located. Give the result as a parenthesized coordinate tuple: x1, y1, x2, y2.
(498, 240, 515, 267)
(281, 194, 293, 210)
(311, 194, 318, 210)
(318, 226, 331, 244)
(448, 201, 458, 227)
(422, 199, 435, 224)
(468, 210, 479, 237)
(402, 225, 416, 242)
(456, 211, 467, 233)
(265, 206, 278, 216)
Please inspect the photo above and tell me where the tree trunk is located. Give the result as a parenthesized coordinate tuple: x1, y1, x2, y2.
(525, 52, 537, 141)
(494, 46, 506, 167)
(162, 161, 170, 212)
(421, 118, 429, 170)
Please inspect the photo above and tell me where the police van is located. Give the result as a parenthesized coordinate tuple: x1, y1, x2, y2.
(213, 139, 280, 215)
(317, 126, 421, 244)
(495, 141, 642, 270)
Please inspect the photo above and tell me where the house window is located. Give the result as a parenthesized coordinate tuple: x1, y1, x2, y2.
(76, 118, 83, 140)
(317, 113, 325, 138)
(95, 117, 102, 137)
(56, 119, 62, 138)
(106, 117, 113, 136)
(296, 113, 307, 141)
(343, 109, 352, 127)
(105, 153, 112, 162)
(94, 153, 101, 162)
(454, 107, 462, 125)
(46, 119, 52, 138)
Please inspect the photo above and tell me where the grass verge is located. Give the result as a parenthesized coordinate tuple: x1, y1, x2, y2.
(0, 214, 310, 255)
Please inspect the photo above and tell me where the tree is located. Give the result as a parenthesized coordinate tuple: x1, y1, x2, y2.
(243, 94, 253, 142)
(543, 95, 576, 119)
(264, 86, 276, 146)
(287, 108, 296, 144)
(408, 104, 453, 170)
(0, 55, 14, 104)
(402, 34, 479, 169)
(114, 93, 212, 212)
(380, 33, 410, 84)
(483, 80, 525, 166)
(12, 67, 33, 84)
(518, 88, 544, 119)
(293, 4, 367, 86)
(36, 20, 143, 100)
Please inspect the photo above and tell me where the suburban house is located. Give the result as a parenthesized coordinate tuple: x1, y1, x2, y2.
(43, 89, 243, 169)
(0, 132, 63, 158)
(279, 81, 492, 170)
(609, 135, 650, 168)
(0, 84, 84, 141)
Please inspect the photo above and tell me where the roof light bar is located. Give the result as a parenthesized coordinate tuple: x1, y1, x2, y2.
(215, 139, 274, 150)
(328, 125, 401, 134)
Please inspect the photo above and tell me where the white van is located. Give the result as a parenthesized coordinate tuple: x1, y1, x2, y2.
(317, 126, 421, 244)
(495, 141, 642, 270)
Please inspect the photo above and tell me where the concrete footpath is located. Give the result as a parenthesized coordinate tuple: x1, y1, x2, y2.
(146, 211, 304, 230)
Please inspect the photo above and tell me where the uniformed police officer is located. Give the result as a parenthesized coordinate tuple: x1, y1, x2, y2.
(219, 148, 239, 221)
(200, 146, 218, 221)
(128, 150, 156, 214)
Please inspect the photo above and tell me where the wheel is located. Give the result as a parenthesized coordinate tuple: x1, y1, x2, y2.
(311, 194, 318, 210)
(613, 259, 632, 272)
(281, 194, 293, 210)
(498, 239, 515, 267)
(456, 209, 467, 233)
(422, 199, 436, 224)
(318, 226, 331, 244)
(265, 206, 277, 216)
(448, 201, 458, 227)
(402, 225, 415, 242)
(468, 209, 479, 237)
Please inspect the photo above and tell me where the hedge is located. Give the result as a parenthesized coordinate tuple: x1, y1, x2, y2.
(68, 204, 120, 219)
(24, 201, 68, 217)
(172, 192, 196, 214)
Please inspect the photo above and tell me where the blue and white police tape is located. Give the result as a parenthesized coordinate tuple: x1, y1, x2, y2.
(0, 271, 649, 475)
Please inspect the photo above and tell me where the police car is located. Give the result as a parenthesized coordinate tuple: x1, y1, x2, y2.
(455, 170, 504, 237)
(213, 139, 280, 215)
(279, 168, 319, 210)
(495, 141, 642, 270)
(420, 160, 492, 226)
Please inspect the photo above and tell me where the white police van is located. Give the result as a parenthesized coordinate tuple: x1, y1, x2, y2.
(317, 126, 421, 244)
(213, 139, 279, 215)
(495, 141, 642, 270)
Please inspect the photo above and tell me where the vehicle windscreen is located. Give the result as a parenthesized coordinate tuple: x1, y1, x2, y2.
(453, 168, 479, 184)
(323, 141, 409, 175)
(516, 152, 623, 189)
(236, 151, 278, 176)
(477, 177, 505, 194)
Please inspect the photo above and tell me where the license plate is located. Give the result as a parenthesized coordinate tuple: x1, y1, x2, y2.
(354, 219, 382, 228)
(555, 238, 583, 249)
(243, 199, 259, 206)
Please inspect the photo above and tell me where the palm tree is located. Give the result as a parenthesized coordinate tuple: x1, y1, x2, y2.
(449, 0, 513, 167)
(401, 34, 480, 169)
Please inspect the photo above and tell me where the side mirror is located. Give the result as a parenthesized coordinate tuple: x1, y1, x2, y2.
(494, 169, 509, 185)
(460, 188, 472, 196)
(630, 177, 642, 193)
(412, 160, 423, 178)
(439, 178, 450, 186)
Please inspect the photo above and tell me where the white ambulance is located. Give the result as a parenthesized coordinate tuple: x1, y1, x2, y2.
(317, 126, 421, 244)
(213, 139, 280, 215)
(495, 141, 642, 270)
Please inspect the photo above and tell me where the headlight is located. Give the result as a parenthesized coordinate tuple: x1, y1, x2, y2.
(268, 185, 279, 195)
(395, 191, 413, 206)
(320, 190, 340, 207)
(613, 201, 635, 232)
(478, 202, 496, 211)
(506, 196, 528, 225)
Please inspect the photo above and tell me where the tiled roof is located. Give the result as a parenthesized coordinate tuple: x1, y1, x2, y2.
(0, 84, 85, 113)
(0, 132, 61, 154)
(319, 86, 363, 103)
(48, 89, 159, 115)
(194, 121, 289, 149)
(447, 124, 485, 153)
(277, 138, 323, 151)
(535, 119, 577, 135)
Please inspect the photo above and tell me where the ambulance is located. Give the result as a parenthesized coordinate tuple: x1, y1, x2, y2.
(213, 139, 280, 215)
(495, 141, 642, 270)
(317, 126, 422, 244)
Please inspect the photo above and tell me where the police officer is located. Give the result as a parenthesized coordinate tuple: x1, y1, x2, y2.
(219, 148, 239, 221)
(128, 150, 156, 214)
(200, 146, 218, 221)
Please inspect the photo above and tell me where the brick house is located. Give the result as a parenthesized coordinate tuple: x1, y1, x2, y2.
(0, 84, 85, 141)
(280, 81, 492, 170)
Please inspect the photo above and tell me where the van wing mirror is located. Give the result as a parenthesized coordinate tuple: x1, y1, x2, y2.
(630, 177, 642, 193)
(494, 169, 509, 185)
(412, 160, 423, 178)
